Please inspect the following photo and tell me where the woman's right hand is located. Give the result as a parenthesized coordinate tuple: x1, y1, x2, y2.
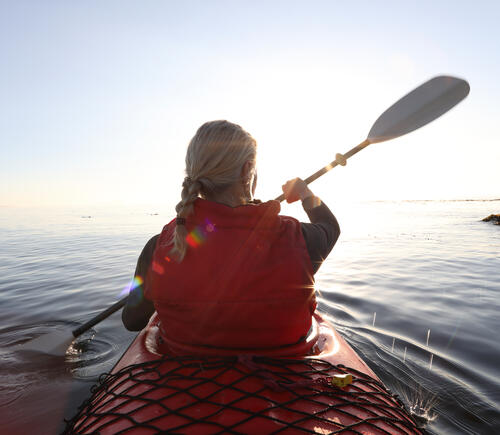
(282, 178, 313, 203)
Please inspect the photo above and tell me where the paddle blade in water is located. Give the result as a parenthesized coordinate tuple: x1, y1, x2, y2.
(18, 296, 128, 356)
(367, 76, 470, 144)
(21, 330, 75, 356)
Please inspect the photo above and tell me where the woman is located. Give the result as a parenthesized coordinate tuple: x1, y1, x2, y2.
(122, 120, 340, 353)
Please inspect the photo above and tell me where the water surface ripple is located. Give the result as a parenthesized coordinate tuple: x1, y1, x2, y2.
(0, 201, 499, 433)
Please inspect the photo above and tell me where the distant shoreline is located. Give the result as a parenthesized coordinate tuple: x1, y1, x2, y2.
(370, 198, 500, 203)
(1, 198, 499, 209)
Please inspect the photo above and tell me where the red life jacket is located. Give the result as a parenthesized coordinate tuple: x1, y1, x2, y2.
(146, 199, 315, 351)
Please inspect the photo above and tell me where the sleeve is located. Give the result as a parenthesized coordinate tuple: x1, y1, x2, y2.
(300, 196, 340, 274)
(121, 234, 159, 331)
(134, 234, 159, 300)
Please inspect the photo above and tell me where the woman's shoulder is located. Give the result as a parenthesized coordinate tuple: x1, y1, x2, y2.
(138, 234, 161, 261)
(145, 234, 160, 250)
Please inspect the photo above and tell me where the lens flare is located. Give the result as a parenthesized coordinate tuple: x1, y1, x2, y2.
(120, 275, 144, 297)
(186, 227, 205, 247)
(185, 219, 216, 247)
(152, 261, 165, 275)
(205, 219, 216, 233)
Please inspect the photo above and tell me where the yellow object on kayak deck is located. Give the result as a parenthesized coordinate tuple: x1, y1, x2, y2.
(330, 373, 353, 388)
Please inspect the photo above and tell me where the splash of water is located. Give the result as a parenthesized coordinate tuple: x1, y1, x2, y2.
(409, 390, 438, 427)
(396, 382, 438, 428)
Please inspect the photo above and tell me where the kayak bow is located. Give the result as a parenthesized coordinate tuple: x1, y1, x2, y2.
(65, 312, 422, 434)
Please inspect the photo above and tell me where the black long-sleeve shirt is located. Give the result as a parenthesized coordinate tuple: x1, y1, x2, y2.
(300, 195, 340, 273)
(122, 196, 340, 330)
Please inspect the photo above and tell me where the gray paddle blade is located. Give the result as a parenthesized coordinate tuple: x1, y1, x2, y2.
(20, 330, 75, 356)
(367, 76, 470, 144)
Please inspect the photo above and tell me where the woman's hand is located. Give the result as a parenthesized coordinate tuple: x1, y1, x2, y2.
(282, 178, 314, 203)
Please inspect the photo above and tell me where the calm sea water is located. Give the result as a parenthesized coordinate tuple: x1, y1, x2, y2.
(0, 200, 499, 434)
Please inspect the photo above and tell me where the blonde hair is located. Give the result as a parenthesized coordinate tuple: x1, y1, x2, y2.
(170, 120, 257, 261)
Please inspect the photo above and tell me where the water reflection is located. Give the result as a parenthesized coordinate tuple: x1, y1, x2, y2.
(1, 201, 499, 433)
(0, 321, 127, 433)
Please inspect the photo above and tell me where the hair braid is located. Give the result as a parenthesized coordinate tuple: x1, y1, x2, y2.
(169, 120, 257, 262)
(170, 179, 201, 261)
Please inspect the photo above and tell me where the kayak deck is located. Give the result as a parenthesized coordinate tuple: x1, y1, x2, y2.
(65, 313, 422, 434)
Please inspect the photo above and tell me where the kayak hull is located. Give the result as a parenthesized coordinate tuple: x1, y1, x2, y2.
(65, 313, 422, 434)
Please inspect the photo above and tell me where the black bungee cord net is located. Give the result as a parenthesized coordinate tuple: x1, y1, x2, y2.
(64, 355, 424, 434)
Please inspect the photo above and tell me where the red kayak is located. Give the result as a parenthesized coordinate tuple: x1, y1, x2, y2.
(65, 312, 422, 434)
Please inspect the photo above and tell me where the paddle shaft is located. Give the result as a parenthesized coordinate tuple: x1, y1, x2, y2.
(274, 139, 371, 202)
(72, 296, 128, 338)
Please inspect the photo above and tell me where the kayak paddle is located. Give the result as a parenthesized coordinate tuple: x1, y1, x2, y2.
(23, 75, 469, 356)
(274, 75, 470, 201)
(21, 296, 128, 355)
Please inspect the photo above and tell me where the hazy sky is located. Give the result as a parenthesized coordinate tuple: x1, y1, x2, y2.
(1, 1, 499, 209)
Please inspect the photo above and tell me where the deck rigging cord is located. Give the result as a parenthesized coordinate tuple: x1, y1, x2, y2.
(64, 355, 424, 434)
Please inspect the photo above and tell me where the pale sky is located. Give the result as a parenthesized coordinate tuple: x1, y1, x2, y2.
(1, 0, 499, 209)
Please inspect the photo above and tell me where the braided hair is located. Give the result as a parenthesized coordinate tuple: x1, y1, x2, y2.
(170, 120, 257, 261)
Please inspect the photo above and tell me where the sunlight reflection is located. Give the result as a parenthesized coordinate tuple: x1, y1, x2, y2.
(185, 219, 216, 248)
(152, 261, 164, 275)
(445, 321, 461, 350)
(119, 276, 143, 298)
(186, 227, 205, 247)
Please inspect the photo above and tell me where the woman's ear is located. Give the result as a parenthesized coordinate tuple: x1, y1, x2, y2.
(241, 160, 255, 182)
(241, 160, 257, 200)
(251, 168, 257, 196)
